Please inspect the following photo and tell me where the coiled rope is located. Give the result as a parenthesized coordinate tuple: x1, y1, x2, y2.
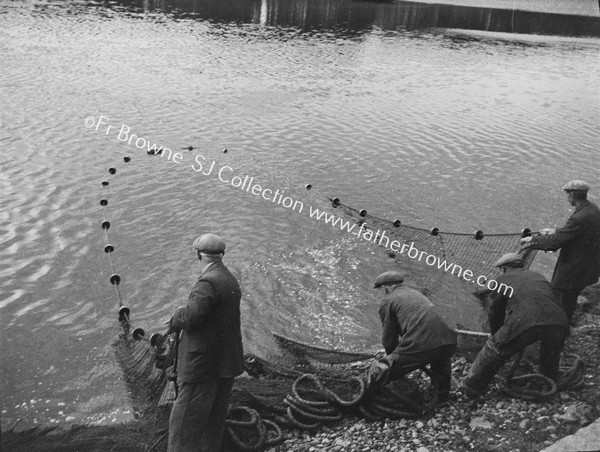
(501, 352, 584, 400)
(226, 358, 450, 450)
(286, 373, 365, 428)
(224, 373, 366, 450)
(283, 374, 344, 429)
(557, 354, 585, 391)
(225, 406, 283, 451)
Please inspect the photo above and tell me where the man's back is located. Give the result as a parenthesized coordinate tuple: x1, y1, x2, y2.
(532, 200, 600, 290)
(555, 200, 600, 289)
(177, 262, 243, 382)
(489, 269, 568, 345)
(378, 286, 456, 355)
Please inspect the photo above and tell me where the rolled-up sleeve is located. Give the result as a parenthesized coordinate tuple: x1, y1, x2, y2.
(170, 280, 216, 329)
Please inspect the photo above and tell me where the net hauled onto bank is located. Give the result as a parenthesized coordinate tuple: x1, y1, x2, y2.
(106, 189, 544, 450)
(111, 195, 537, 413)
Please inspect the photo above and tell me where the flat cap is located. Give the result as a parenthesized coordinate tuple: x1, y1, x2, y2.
(494, 253, 523, 267)
(373, 271, 405, 288)
(562, 180, 589, 192)
(192, 233, 226, 254)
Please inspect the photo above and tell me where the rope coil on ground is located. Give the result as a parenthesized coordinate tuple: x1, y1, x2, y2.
(558, 354, 585, 391)
(284, 370, 427, 426)
(285, 374, 349, 429)
(225, 406, 268, 451)
(291, 375, 332, 408)
(292, 373, 366, 408)
(502, 373, 557, 401)
(501, 352, 584, 400)
(227, 406, 259, 428)
(284, 395, 339, 417)
(262, 419, 284, 447)
(324, 376, 366, 407)
(284, 396, 343, 422)
(285, 406, 322, 430)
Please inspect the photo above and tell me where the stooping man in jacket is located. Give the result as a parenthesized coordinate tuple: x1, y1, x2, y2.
(167, 233, 243, 452)
(521, 180, 600, 322)
(373, 271, 457, 404)
(461, 253, 568, 399)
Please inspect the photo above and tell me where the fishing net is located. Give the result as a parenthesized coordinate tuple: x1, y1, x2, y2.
(97, 155, 589, 452)
(110, 195, 536, 400)
(106, 190, 542, 449)
(326, 197, 537, 326)
(111, 319, 431, 451)
(112, 322, 175, 418)
(273, 333, 375, 365)
(110, 301, 491, 445)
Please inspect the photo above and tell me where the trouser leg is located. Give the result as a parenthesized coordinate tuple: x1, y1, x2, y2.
(366, 352, 429, 395)
(429, 344, 457, 402)
(463, 338, 506, 396)
(385, 345, 456, 403)
(201, 378, 234, 452)
(168, 380, 220, 452)
(539, 327, 567, 381)
(501, 326, 567, 382)
(464, 326, 567, 397)
(554, 289, 581, 323)
(387, 351, 428, 381)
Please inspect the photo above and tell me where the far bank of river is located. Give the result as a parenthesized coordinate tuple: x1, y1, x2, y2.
(408, 0, 600, 16)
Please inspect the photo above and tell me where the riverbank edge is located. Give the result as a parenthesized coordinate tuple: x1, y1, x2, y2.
(3, 310, 599, 452)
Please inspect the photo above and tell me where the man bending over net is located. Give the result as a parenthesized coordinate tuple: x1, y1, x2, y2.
(368, 271, 457, 405)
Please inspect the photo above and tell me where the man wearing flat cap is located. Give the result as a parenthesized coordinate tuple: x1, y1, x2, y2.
(372, 271, 457, 404)
(521, 180, 600, 322)
(167, 233, 243, 452)
(461, 253, 568, 399)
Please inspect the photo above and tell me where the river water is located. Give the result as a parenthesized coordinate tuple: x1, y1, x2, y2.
(1, 0, 598, 430)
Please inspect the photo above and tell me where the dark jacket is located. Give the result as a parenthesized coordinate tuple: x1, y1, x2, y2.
(488, 269, 567, 345)
(530, 200, 600, 291)
(378, 286, 457, 355)
(170, 262, 243, 383)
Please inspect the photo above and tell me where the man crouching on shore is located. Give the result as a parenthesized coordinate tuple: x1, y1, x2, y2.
(461, 253, 568, 399)
(372, 271, 457, 404)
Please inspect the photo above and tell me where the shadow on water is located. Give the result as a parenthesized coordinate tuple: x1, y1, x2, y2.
(91, 0, 600, 36)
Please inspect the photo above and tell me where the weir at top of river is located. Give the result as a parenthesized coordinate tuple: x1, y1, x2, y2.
(0, 0, 598, 430)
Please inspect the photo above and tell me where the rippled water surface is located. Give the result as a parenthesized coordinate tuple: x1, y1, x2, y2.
(1, 0, 599, 429)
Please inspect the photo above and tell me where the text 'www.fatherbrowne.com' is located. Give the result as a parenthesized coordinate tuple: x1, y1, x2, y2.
(307, 207, 513, 297)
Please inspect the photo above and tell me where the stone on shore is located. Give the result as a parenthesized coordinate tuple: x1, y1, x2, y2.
(541, 417, 600, 452)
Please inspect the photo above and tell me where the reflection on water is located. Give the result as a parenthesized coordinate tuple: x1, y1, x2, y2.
(107, 0, 600, 36)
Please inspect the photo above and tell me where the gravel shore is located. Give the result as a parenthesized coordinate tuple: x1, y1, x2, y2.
(4, 308, 599, 452)
(279, 317, 600, 452)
